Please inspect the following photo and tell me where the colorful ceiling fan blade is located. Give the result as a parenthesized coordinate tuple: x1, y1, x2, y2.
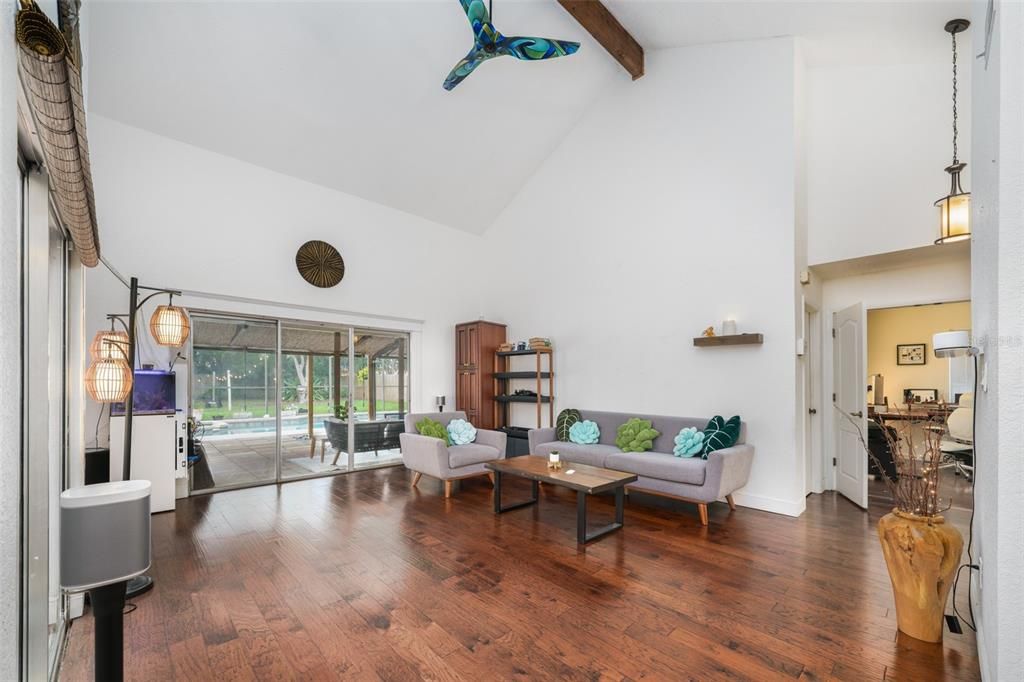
(442, 50, 487, 91)
(458, 0, 491, 37)
(497, 36, 580, 61)
(444, 0, 579, 91)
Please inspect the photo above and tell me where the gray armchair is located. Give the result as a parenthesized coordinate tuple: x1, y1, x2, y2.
(400, 411, 507, 498)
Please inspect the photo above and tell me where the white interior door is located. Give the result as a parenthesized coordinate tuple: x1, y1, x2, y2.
(834, 302, 868, 508)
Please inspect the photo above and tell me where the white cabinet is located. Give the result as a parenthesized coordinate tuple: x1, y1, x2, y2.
(109, 414, 177, 513)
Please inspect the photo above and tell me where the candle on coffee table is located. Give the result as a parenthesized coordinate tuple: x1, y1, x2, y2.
(550, 453, 560, 464)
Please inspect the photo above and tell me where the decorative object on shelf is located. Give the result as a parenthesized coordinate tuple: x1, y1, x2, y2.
(435, 395, 446, 413)
(568, 420, 600, 445)
(722, 319, 737, 336)
(84, 358, 133, 403)
(295, 239, 345, 288)
(701, 326, 716, 337)
(547, 452, 563, 470)
(897, 343, 927, 366)
(415, 417, 450, 444)
(149, 296, 191, 347)
(935, 18, 971, 245)
(555, 408, 582, 441)
(904, 388, 939, 404)
(701, 415, 741, 458)
(693, 333, 764, 347)
(672, 427, 704, 458)
(442, 0, 579, 91)
(447, 418, 478, 445)
(615, 418, 660, 453)
(841, 408, 963, 642)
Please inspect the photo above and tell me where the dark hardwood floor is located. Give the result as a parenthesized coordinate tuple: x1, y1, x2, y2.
(61, 467, 979, 681)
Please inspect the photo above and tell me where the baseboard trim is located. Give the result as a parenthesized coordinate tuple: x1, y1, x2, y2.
(730, 491, 805, 517)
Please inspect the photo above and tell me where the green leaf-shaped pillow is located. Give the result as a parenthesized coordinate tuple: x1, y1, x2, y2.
(555, 408, 582, 442)
(701, 415, 741, 458)
(615, 418, 661, 453)
(416, 417, 450, 445)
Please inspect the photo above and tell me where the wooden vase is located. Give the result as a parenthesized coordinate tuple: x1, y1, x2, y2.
(877, 510, 964, 642)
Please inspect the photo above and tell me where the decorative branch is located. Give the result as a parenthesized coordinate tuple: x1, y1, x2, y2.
(835, 406, 951, 517)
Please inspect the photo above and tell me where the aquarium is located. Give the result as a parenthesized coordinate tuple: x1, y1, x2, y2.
(111, 370, 176, 416)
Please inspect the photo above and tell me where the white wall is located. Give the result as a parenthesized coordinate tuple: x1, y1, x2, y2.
(807, 42, 972, 265)
(970, 1, 1024, 679)
(84, 115, 487, 443)
(0, 0, 22, 676)
(815, 257, 971, 492)
(482, 39, 805, 517)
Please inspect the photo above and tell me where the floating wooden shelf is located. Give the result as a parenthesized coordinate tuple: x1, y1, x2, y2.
(494, 371, 552, 380)
(693, 333, 764, 347)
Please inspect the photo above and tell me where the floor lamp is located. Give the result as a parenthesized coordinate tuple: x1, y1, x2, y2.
(87, 276, 189, 598)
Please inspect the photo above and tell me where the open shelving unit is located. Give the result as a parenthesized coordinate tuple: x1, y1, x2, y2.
(493, 347, 554, 432)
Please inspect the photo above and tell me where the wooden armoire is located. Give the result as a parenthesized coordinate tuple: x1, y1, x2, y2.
(455, 321, 506, 429)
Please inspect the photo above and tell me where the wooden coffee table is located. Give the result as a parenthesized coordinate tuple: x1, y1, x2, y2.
(485, 455, 638, 544)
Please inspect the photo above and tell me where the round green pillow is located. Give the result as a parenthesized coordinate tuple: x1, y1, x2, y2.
(615, 418, 661, 453)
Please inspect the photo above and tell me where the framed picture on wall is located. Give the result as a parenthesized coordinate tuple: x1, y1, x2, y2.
(897, 343, 927, 365)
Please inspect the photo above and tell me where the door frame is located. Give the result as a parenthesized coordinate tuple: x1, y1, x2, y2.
(820, 294, 972, 492)
(803, 305, 822, 495)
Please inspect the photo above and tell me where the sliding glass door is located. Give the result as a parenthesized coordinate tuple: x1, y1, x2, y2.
(352, 330, 409, 468)
(189, 315, 409, 492)
(190, 315, 279, 491)
(280, 325, 350, 479)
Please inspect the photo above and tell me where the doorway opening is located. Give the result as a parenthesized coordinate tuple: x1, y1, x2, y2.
(830, 299, 974, 512)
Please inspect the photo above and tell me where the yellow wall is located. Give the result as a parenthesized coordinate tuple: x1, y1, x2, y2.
(867, 301, 971, 406)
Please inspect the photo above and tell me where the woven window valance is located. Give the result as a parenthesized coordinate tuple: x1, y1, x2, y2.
(15, 0, 100, 267)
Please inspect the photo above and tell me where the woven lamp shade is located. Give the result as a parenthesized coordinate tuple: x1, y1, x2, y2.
(149, 305, 190, 347)
(89, 330, 129, 361)
(85, 359, 132, 403)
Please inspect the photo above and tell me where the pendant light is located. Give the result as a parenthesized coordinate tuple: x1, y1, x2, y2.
(89, 328, 130, 361)
(149, 294, 191, 347)
(935, 19, 971, 245)
(84, 357, 133, 403)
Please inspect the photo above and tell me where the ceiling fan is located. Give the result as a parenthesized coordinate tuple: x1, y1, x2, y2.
(443, 0, 580, 91)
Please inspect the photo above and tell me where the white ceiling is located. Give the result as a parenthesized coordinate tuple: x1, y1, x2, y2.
(86, 0, 971, 234)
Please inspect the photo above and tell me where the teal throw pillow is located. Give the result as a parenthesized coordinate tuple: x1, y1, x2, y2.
(701, 415, 741, 458)
(568, 420, 600, 445)
(416, 417, 450, 445)
(615, 418, 660, 453)
(555, 409, 582, 442)
(447, 419, 477, 446)
(673, 427, 704, 457)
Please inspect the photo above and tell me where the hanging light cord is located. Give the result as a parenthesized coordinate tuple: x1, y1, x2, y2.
(951, 30, 959, 164)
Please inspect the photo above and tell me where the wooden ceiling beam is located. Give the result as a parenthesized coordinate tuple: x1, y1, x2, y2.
(557, 0, 644, 80)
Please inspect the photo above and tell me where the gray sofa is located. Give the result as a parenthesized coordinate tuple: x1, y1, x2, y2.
(400, 411, 507, 498)
(529, 410, 753, 525)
